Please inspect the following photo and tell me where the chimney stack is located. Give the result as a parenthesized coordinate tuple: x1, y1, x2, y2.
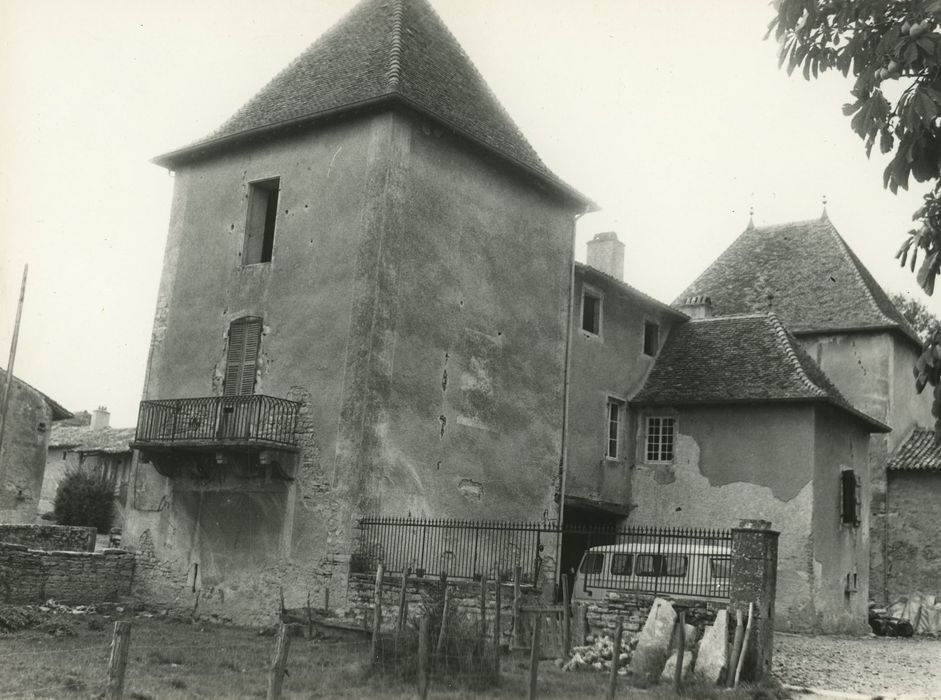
(90, 406, 110, 431)
(586, 231, 625, 281)
(677, 295, 714, 319)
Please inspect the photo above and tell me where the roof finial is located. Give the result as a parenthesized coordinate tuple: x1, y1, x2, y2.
(747, 204, 755, 230)
(821, 194, 829, 220)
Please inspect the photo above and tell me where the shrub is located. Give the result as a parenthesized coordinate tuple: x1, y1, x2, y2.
(52, 466, 115, 532)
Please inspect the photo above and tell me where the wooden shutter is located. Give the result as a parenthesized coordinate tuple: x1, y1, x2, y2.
(224, 318, 261, 396)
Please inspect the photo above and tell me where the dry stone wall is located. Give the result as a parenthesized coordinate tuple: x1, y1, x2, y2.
(0, 542, 133, 604)
(0, 524, 96, 552)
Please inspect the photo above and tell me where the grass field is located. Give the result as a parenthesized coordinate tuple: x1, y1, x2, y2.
(0, 605, 787, 699)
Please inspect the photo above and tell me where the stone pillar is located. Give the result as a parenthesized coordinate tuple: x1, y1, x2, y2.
(730, 519, 778, 683)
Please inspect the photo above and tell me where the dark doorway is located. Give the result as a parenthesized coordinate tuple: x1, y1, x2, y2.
(559, 504, 622, 599)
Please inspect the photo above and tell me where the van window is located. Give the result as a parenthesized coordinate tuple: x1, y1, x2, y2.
(710, 557, 731, 579)
(636, 554, 688, 577)
(580, 553, 604, 574)
(611, 554, 633, 576)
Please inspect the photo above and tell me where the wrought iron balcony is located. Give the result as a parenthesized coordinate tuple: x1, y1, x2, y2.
(132, 395, 300, 452)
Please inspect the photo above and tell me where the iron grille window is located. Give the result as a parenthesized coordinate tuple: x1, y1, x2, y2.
(841, 469, 861, 526)
(606, 399, 623, 459)
(646, 416, 675, 462)
(224, 317, 262, 396)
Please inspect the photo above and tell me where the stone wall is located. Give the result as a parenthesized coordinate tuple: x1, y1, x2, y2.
(0, 543, 133, 604)
(576, 592, 721, 641)
(886, 471, 941, 599)
(0, 524, 96, 552)
(343, 573, 536, 643)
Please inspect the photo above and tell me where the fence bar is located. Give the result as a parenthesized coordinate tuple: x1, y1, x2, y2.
(266, 624, 292, 700)
(528, 613, 542, 700)
(493, 571, 502, 675)
(674, 609, 686, 691)
(418, 616, 430, 700)
(371, 563, 384, 659)
(606, 621, 623, 700)
(107, 620, 132, 700)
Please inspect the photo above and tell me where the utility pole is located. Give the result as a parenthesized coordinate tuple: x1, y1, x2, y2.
(0, 264, 28, 465)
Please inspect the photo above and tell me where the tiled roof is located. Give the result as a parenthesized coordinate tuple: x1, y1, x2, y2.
(888, 428, 941, 471)
(48, 425, 136, 454)
(632, 314, 889, 433)
(676, 215, 921, 347)
(154, 0, 589, 206)
(575, 262, 689, 320)
(0, 367, 71, 421)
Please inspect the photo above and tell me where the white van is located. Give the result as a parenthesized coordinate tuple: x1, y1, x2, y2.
(571, 542, 731, 601)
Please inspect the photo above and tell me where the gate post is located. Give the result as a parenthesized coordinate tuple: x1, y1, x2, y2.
(729, 519, 778, 683)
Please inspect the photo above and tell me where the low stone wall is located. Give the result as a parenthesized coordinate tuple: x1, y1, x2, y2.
(343, 572, 537, 643)
(576, 592, 723, 641)
(0, 524, 96, 552)
(0, 542, 133, 604)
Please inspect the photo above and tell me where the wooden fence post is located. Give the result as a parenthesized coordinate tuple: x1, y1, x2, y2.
(266, 624, 292, 700)
(418, 616, 430, 700)
(106, 620, 132, 700)
(371, 563, 384, 659)
(527, 612, 542, 700)
(674, 609, 686, 692)
(726, 608, 745, 686)
(479, 573, 488, 639)
(397, 566, 411, 633)
(436, 584, 450, 656)
(493, 571, 502, 676)
(606, 620, 623, 700)
(561, 572, 571, 656)
(513, 565, 522, 647)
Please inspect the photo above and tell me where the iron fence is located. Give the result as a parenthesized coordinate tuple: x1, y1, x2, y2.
(134, 395, 300, 449)
(353, 517, 551, 584)
(353, 518, 732, 600)
(567, 524, 731, 600)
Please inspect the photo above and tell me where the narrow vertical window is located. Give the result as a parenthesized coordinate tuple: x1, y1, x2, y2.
(224, 317, 262, 396)
(605, 399, 622, 459)
(643, 321, 660, 356)
(646, 416, 675, 462)
(841, 469, 861, 526)
(582, 290, 602, 335)
(243, 178, 280, 265)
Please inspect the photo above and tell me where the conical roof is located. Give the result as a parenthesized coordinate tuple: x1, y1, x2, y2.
(154, 0, 588, 205)
(676, 216, 921, 346)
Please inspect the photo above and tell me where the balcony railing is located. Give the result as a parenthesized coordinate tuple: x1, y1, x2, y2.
(133, 395, 300, 450)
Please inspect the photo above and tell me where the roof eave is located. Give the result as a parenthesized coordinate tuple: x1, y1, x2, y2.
(630, 396, 891, 433)
(153, 94, 596, 210)
(792, 324, 923, 351)
(575, 263, 689, 320)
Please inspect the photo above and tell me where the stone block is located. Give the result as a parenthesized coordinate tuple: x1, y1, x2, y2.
(661, 650, 694, 682)
(629, 597, 676, 681)
(693, 608, 727, 685)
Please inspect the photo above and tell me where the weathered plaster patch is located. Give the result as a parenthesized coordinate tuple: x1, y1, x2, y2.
(457, 478, 482, 501)
(631, 432, 816, 631)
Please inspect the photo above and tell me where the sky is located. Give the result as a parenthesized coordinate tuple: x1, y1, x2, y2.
(1, 0, 939, 427)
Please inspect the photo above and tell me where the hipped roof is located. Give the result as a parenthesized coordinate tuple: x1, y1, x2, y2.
(632, 314, 890, 433)
(154, 0, 591, 207)
(676, 215, 921, 347)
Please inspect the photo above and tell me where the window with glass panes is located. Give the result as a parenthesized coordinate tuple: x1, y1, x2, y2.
(646, 416, 675, 462)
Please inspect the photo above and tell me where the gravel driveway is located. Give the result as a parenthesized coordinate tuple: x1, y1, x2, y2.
(774, 633, 941, 698)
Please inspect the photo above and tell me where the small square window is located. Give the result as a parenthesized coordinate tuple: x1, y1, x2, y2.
(582, 290, 602, 335)
(611, 553, 633, 576)
(243, 178, 280, 265)
(646, 416, 675, 462)
(643, 321, 660, 356)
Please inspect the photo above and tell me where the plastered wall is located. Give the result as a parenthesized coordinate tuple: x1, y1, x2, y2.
(125, 108, 577, 623)
(0, 379, 54, 524)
